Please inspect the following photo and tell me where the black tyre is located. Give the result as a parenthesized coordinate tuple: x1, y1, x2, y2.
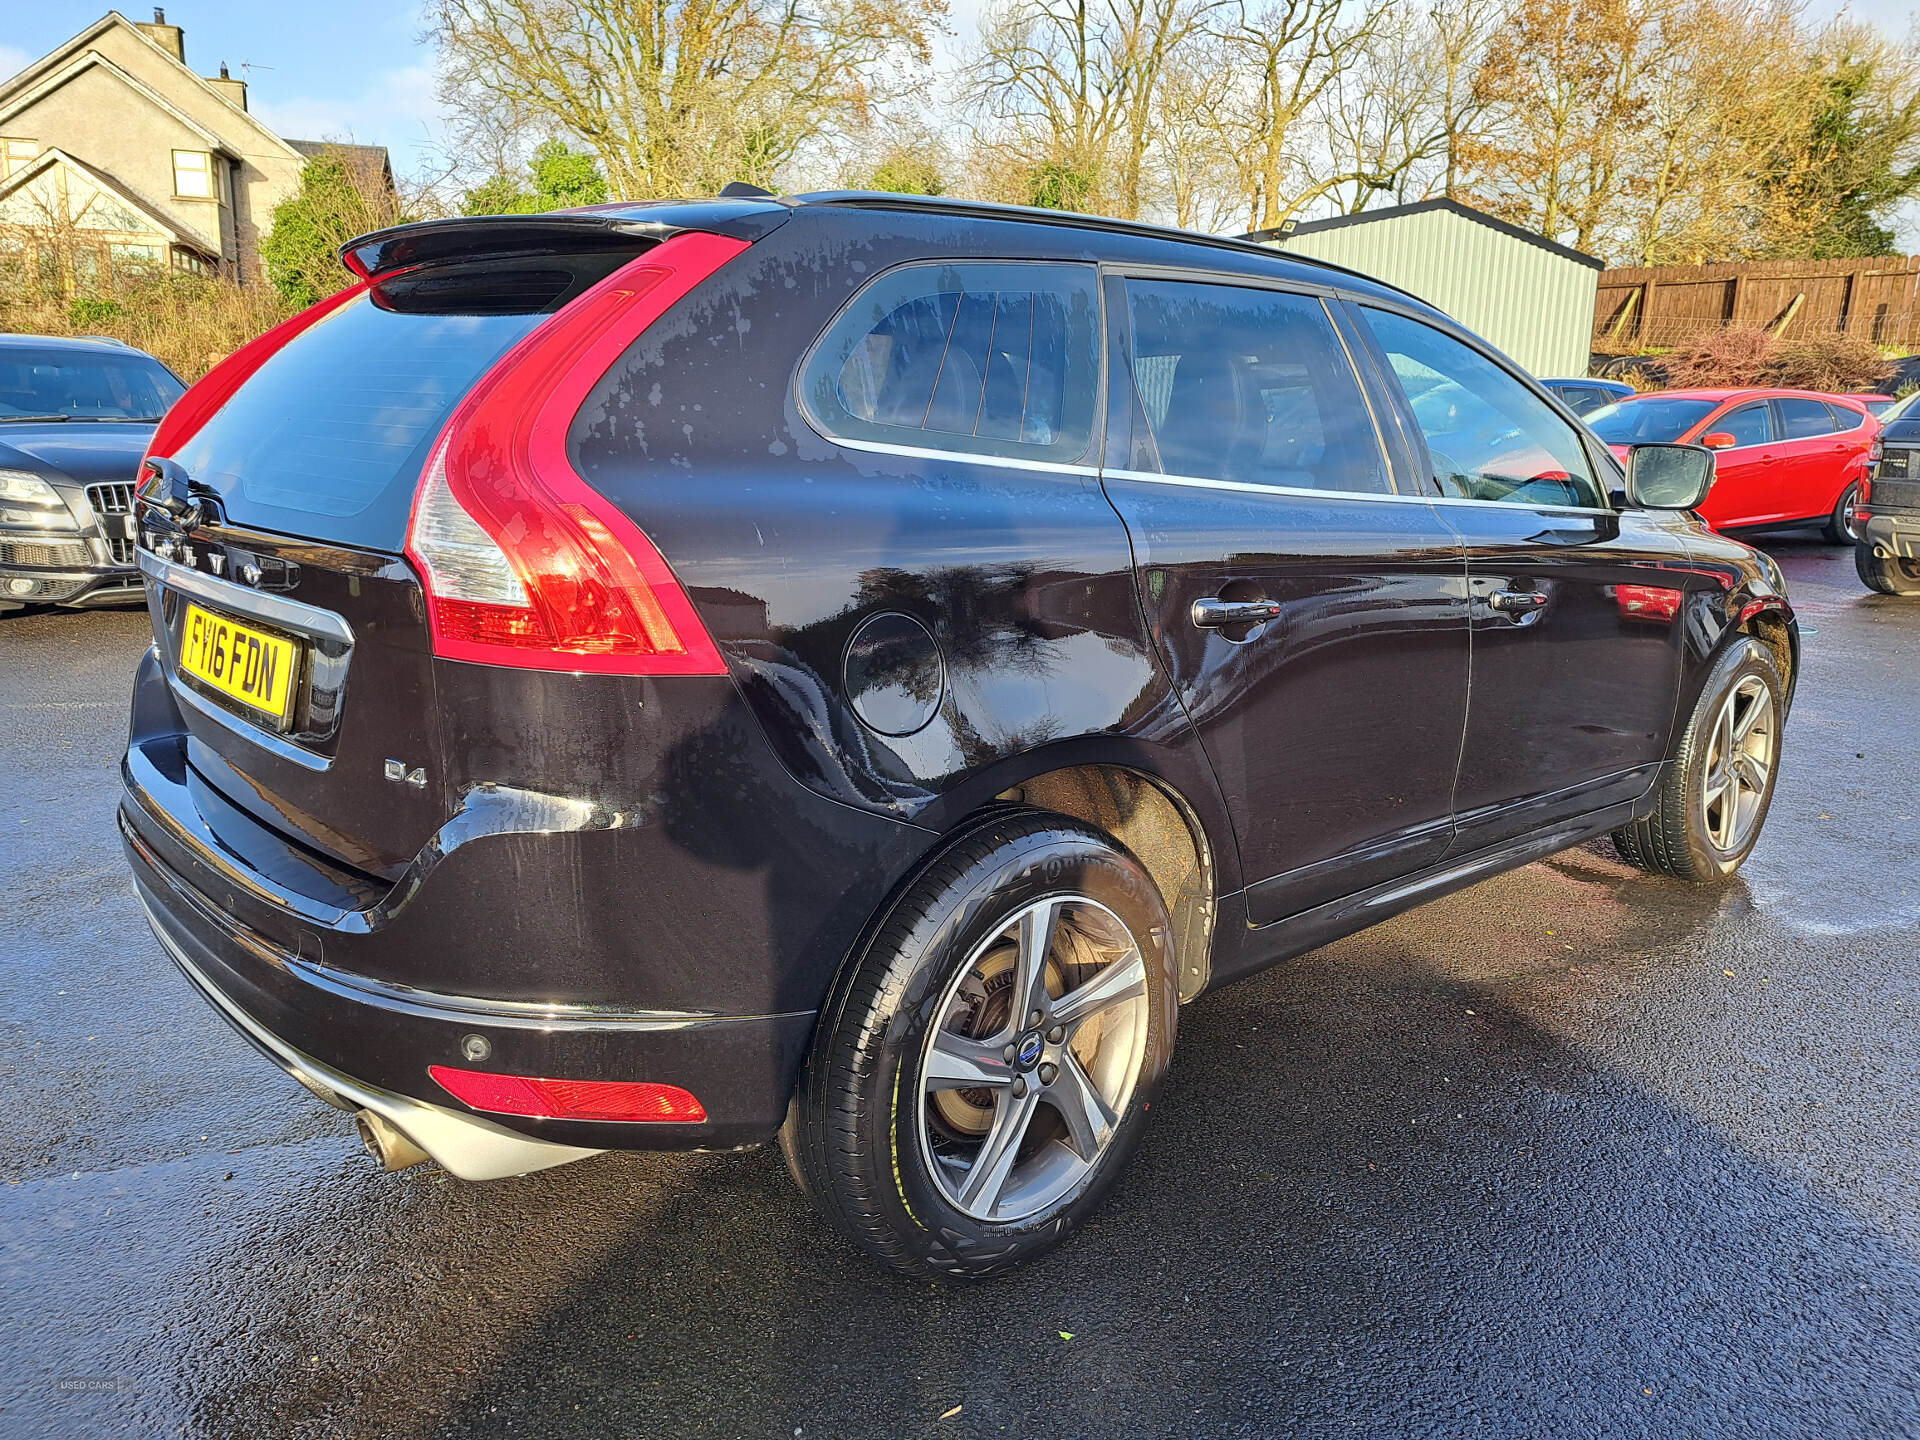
(781, 810, 1177, 1279)
(1824, 482, 1862, 544)
(1855, 542, 1920, 596)
(1612, 637, 1783, 881)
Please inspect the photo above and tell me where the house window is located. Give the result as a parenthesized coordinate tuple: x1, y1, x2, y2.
(172, 150, 213, 199)
(1, 138, 36, 179)
(170, 246, 212, 276)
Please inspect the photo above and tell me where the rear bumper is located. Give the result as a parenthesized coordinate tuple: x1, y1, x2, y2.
(121, 754, 817, 1157)
(1861, 513, 1917, 560)
(140, 896, 607, 1179)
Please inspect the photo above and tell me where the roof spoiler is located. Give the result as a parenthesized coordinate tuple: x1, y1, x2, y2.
(338, 215, 689, 282)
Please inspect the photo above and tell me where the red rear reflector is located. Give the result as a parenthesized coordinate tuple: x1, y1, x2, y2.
(429, 1065, 708, 1123)
(145, 281, 367, 462)
(406, 231, 747, 676)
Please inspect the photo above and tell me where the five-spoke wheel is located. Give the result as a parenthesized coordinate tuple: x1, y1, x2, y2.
(782, 812, 1176, 1278)
(919, 896, 1150, 1223)
(1614, 635, 1784, 880)
(1699, 675, 1775, 854)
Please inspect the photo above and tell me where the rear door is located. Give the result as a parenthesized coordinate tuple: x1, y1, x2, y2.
(1350, 304, 1691, 855)
(1772, 396, 1847, 521)
(1099, 272, 1469, 924)
(141, 250, 641, 877)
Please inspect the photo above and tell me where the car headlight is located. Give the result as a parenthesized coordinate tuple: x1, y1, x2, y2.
(0, 470, 79, 529)
(0, 470, 65, 504)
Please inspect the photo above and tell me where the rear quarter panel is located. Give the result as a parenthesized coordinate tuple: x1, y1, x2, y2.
(567, 209, 1242, 894)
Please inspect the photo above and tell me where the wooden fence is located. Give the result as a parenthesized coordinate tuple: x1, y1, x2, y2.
(1593, 255, 1920, 352)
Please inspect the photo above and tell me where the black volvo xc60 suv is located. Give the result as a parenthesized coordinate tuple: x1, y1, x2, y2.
(120, 193, 1796, 1277)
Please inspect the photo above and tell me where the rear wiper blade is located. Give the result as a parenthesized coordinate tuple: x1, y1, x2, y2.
(0, 414, 72, 422)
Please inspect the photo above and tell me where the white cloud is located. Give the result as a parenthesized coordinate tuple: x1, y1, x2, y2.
(252, 63, 450, 182)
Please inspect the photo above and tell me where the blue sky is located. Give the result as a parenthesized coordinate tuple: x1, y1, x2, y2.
(3, 1, 1914, 245)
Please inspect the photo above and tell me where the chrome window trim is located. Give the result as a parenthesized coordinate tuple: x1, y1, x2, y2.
(820, 433, 1102, 477)
(1101, 465, 1616, 515)
(815, 445, 1618, 514)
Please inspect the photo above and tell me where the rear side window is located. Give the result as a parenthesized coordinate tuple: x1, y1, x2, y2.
(802, 261, 1100, 465)
(1825, 402, 1865, 432)
(1121, 279, 1389, 494)
(170, 252, 635, 550)
(1777, 397, 1837, 439)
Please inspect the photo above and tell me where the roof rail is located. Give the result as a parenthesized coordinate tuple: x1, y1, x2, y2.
(785, 190, 1420, 301)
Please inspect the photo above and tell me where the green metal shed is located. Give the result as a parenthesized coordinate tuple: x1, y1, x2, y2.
(1249, 199, 1604, 378)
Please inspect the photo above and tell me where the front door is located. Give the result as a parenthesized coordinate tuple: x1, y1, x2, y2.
(1695, 400, 1784, 528)
(1099, 273, 1470, 924)
(1350, 304, 1692, 855)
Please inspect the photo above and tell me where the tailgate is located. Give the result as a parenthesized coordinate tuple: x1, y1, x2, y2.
(138, 528, 444, 878)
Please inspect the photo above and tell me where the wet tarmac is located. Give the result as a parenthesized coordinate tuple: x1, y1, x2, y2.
(2, 536, 1916, 1439)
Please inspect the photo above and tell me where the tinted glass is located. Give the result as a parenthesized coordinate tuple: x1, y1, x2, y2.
(804, 262, 1099, 464)
(0, 345, 183, 420)
(1585, 396, 1719, 444)
(1122, 280, 1387, 493)
(170, 253, 632, 550)
(1825, 402, 1865, 432)
(1778, 397, 1837, 439)
(1362, 308, 1601, 507)
(1716, 403, 1773, 447)
(1551, 384, 1607, 415)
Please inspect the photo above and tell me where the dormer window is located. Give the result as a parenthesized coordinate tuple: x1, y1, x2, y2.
(172, 149, 212, 199)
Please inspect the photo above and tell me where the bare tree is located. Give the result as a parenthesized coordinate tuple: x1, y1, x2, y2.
(1213, 0, 1382, 233)
(426, 0, 946, 198)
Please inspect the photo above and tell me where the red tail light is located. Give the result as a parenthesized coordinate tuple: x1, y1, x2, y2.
(145, 281, 367, 461)
(429, 1065, 707, 1123)
(406, 232, 747, 675)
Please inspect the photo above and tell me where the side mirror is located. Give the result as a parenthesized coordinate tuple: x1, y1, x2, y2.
(1701, 432, 1737, 450)
(1625, 443, 1715, 510)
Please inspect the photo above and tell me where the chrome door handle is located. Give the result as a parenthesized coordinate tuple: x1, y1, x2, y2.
(1490, 589, 1548, 615)
(1191, 597, 1283, 629)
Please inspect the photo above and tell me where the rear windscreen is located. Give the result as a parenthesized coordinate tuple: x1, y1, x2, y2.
(170, 251, 639, 551)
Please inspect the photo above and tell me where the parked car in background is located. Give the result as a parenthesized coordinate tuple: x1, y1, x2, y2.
(0, 335, 184, 613)
(1852, 393, 1899, 419)
(1857, 391, 1920, 595)
(1542, 376, 1635, 415)
(1586, 388, 1878, 543)
(120, 194, 1796, 1279)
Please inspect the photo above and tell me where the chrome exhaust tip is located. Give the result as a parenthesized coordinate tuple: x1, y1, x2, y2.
(354, 1109, 430, 1172)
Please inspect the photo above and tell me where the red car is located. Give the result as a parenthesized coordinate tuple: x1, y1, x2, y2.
(1587, 388, 1879, 542)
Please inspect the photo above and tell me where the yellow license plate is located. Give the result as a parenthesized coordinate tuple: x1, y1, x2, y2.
(178, 603, 299, 725)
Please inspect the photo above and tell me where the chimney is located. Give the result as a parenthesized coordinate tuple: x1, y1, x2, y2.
(207, 61, 249, 112)
(137, 8, 187, 63)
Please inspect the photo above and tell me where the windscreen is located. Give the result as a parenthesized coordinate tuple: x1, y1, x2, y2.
(0, 346, 183, 420)
(1586, 397, 1717, 444)
(169, 251, 639, 551)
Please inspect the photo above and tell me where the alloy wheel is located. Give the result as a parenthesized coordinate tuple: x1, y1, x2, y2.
(1701, 675, 1775, 853)
(917, 896, 1151, 1223)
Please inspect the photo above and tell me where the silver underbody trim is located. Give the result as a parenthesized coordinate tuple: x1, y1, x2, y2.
(141, 894, 605, 1181)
